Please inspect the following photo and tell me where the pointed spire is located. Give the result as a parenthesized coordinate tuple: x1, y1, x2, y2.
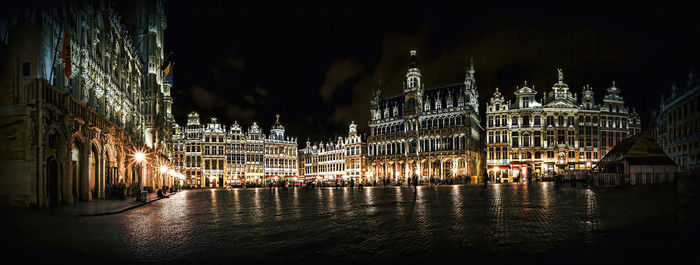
(690, 67, 696, 80)
(409, 50, 418, 69)
(465, 57, 476, 83)
(469, 57, 475, 74)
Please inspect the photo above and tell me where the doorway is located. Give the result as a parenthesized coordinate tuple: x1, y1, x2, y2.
(47, 158, 59, 206)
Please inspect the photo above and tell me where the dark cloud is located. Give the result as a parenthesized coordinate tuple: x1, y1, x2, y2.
(165, 1, 700, 140)
(254, 86, 268, 97)
(225, 56, 245, 70)
(243, 94, 256, 104)
(226, 105, 256, 122)
(189, 86, 226, 111)
(319, 58, 364, 102)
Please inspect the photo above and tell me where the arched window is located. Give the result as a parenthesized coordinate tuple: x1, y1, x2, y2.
(512, 116, 519, 126)
(523, 133, 530, 147)
(522, 115, 530, 127)
(534, 115, 541, 126)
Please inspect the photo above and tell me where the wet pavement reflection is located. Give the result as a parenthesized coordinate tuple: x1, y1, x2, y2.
(1, 183, 689, 264)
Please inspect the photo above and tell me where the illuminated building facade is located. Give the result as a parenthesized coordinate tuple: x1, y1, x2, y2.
(485, 69, 641, 183)
(174, 112, 203, 187)
(652, 70, 700, 172)
(301, 138, 346, 182)
(244, 122, 264, 184)
(344, 122, 368, 181)
(172, 113, 298, 187)
(202, 118, 226, 187)
(226, 121, 246, 185)
(300, 122, 368, 183)
(367, 50, 483, 184)
(0, 0, 174, 207)
(264, 115, 299, 183)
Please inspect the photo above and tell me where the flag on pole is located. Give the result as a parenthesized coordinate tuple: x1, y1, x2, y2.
(160, 51, 173, 71)
(59, 22, 71, 79)
(164, 61, 173, 86)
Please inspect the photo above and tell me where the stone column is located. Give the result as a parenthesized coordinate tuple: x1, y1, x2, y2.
(79, 143, 89, 201)
(100, 148, 106, 199)
(440, 160, 444, 180)
(428, 161, 432, 180)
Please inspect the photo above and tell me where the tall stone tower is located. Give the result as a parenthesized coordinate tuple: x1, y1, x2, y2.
(403, 50, 423, 116)
(464, 58, 479, 114)
(133, 0, 172, 158)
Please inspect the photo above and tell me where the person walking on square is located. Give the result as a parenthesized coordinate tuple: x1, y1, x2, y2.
(412, 173, 418, 193)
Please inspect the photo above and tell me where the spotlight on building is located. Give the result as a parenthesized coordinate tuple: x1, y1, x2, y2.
(134, 151, 146, 163)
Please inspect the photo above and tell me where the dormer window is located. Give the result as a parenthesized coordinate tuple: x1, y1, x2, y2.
(424, 99, 430, 111)
(523, 97, 529, 108)
(435, 96, 442, 109)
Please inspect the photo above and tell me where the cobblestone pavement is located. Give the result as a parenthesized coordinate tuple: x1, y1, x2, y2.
(1, 183, 697, 265)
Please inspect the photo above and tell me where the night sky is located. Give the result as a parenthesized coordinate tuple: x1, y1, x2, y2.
(162, 2, 700, 142)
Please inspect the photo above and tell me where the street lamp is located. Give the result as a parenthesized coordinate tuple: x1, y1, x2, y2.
(132, 150, 148, 202)
(134, 151, 146, 164)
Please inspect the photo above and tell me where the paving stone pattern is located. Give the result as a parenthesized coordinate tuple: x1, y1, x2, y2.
(1, 183, 693, 265)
